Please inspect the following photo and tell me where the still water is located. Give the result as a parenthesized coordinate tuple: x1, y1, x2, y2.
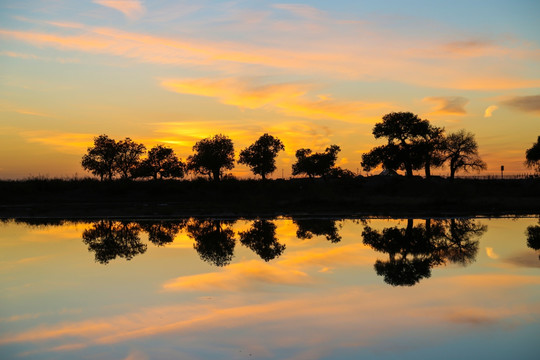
(1, 217, 539, 359)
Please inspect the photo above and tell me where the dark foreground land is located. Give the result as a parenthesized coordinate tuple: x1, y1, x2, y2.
(0, 176, 539, 218)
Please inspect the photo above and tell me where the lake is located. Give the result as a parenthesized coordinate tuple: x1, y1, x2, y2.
(1, 217, 539, 359)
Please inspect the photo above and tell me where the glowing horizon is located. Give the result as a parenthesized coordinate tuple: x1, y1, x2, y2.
(1, 1, 539, 179)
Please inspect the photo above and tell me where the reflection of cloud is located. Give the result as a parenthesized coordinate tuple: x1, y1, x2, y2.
(500, 95, 540, 113)
(423, 96, 468, 115)
(161, 78, 389, 122)
(503, 251, 540, 268)
(93, 0, 145, 20)
(484, 105, 498, 118)
(3, 273, 539, 356)
(486, 247, 499, 259)
(163, 260, 311, 291)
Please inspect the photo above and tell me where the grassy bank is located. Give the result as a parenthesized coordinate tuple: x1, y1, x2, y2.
(0, 176, 539, 218)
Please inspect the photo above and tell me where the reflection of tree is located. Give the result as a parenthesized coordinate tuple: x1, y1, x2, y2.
(239, 220, 285, 261)
(526, 221, 540, 260)
(186, 219, 236, 266)
(139, 220, 186, 246)
(294, 218, 342, 243)
(82, 220, 146, 264)
(437, 219, 485, 265)
(362, 218, 485, 286)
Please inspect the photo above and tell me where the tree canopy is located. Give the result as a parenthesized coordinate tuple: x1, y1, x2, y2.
(444, 130, 486, 179)
(238, 133, 284, 180)
(292, 145, 341, 178)
(362, 112, 431, 177)
(115, 138, 146, 179)
(81, 134, 118, 181)
(139, 145, 185, 180)
(187, 134, 235, 181)
(525, 136, 540, 173)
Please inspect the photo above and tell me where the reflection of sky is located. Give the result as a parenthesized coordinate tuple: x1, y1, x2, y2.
(0, 217, 539, 359)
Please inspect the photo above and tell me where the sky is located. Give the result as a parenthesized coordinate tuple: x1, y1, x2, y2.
(0, 0, 539, 179)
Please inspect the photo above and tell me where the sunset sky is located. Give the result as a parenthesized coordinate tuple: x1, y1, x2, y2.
(1, 0, 539, 179)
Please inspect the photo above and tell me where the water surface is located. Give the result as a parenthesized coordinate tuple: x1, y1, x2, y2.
(1, 217, 539, 359)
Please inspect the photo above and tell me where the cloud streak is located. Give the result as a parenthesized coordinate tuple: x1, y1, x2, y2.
(93, 0, 145, 20)
(161, 78, 390, 122)
(423, 96, 469, 115)
(500, 95, 540, 113)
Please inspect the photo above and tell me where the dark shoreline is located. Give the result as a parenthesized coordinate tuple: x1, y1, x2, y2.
(1, 177, 539, 219)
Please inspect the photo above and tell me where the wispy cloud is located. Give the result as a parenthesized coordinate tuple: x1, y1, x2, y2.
(161, 78, 390, 122)
(500, 95, 540, 113)
(272, 4, 324, 19)
(93, 0, 145, 20)
(423, 96, 469, 115)
(19, 131, 94, 154)
(484, 105, 498, 118)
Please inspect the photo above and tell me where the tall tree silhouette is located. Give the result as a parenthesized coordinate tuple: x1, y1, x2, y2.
(444, 130, 486, 179)
(292, 145, 341, 179)
(294, 218, 342, 243)
(115, 138, 146, 179)
(525, 136, 540, 173)
(239, 219, 285, 261)
(239, 134, 285, 180)
(82, 220, 146, 264)
(187, 134, 235, 181)
(138, 145, 185, 180)
(186, 219, 236, 266)
(81, 134, 118, 181)
(362, 112, 430, 177)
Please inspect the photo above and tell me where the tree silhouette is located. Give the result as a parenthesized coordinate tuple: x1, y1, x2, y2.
(138, 145, 185, 180)
(362, 112, 430, 177)
(186, 219, 236, 266)
(294, 218, 342, 243)
(525, 136, 540, 173)
(81, 134, 118, 180)
(444, 130, 486, 179)
(115, 138, 146, 179)
(239, 134, 285, 180)
(82, 220, 146, 264)
(187, 134, 235, 181)
(139, 220, 186, 246)
(414, 125, 446, 178)
(239, 219, 285, 261)
(292, 145, 341, 179)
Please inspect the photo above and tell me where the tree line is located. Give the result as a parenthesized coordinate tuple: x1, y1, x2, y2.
(81, 112, 540, 181)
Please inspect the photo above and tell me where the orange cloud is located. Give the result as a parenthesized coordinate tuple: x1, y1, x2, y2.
(484, 105, 498, 118)
(161, 78, 390, 122)
(19, 131, 95, 154)
(93, 0, 145, 20)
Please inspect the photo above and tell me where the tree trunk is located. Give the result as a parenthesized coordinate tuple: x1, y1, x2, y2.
(212, 169, 220, 181)
(424, 161, 431, 178)
(405, 162, 413, 177)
